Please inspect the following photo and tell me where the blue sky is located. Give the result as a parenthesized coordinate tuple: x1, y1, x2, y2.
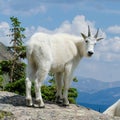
(0, 0, 120, 82)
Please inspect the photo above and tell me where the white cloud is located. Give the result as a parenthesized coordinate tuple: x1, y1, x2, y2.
(55, 15, 95, 35)
(25, 26, 53, 40)
(0, 0, 47, 16)
(94, 36, 120, 62)
(107, 25, 120, 34)
(76, 57, 120, 82)
(32, 15, 105, 38)
(0, 22, 10, 45)
(0, 22, 9, 29)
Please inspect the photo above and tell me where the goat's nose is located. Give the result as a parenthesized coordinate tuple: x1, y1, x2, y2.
(88, 51, 94, 56)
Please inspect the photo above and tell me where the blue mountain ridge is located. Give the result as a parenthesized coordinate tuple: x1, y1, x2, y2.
(76, 87, 120, 105)
(76, 87, 120, 112)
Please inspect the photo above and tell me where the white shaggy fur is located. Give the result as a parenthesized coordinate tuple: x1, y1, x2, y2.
(103, 99, 120, 117)
(25, 29, 102, 107)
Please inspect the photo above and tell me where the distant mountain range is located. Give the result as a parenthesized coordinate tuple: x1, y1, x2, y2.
(72, 76, 120, 93)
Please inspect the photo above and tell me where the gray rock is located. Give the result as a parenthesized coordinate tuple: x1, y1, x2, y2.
(0, 42, 13, 61)
(0, 91, 119, 120)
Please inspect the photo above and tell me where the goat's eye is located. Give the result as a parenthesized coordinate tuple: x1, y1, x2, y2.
(85, 40, 88, 43)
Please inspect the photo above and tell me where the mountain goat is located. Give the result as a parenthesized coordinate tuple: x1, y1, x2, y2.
(26, 26, 103, 108)
(103, 99, 120, 117)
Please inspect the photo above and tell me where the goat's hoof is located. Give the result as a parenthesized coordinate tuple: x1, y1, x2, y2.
(26, 99, 33, 107)
(62, 103, 69, 106)
(56, 96, 63, 104)
(34, 100, 45, 108)
(62, 98, 69, 106)
(34, 104, 45, 108)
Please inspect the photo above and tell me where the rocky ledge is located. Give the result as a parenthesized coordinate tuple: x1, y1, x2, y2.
(0, 91, 119, 120)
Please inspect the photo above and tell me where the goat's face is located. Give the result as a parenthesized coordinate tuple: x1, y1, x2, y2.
(81, 26, 103, 57)
(84, 37, 96, 57)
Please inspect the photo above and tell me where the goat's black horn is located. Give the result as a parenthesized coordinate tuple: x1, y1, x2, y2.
(94, 28, 99, 38)
(88, 25, 91, 37)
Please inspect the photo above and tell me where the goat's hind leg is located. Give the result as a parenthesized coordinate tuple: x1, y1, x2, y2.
(25, 57, 35, 107)
(34, 68, 49, 108)
(26, 77, 33, 107)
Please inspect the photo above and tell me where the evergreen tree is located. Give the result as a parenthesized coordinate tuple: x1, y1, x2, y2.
(7, 16, 26, 82)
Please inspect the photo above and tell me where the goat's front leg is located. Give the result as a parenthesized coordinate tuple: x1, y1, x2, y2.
(26, 77, 33, 107)
(63, 64, 73, 106)
(62, 79, 70, 106)
(55, 72, 63, 104)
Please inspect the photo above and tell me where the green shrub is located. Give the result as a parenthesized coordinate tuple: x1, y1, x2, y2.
(68, 97, 76, 104)
(68, 88, 78, 97)
(5, 79, 26, 96)
(0, 75, 3, 89)
(42, 85, 56, 101)
(4, 79, 78, 104)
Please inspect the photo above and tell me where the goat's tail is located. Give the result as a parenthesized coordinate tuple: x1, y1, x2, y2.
(26, 45, 33, 58)
(26, 45, 36, 80)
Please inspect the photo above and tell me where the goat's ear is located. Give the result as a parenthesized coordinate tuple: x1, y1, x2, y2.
(97, 37, 104, 41)
(81, 33, 87, 39)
